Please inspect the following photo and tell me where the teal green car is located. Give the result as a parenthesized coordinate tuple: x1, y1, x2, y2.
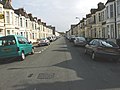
(0, 35, 34, 61)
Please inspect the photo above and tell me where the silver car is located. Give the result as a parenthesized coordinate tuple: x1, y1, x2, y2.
(38, 38, 50, 46)
(74, 37, 87, 46)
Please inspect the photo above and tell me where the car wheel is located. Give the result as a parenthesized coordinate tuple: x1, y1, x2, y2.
(74, 43, 77, 46)
(92, 52, 96, 60)
(85, 49, 87, 54)
(21, 52, 25, 61)
(113, 58, 119, 63)
(31, 48, 34, 55)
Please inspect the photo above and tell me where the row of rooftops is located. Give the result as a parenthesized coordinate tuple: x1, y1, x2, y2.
(85, 0, 115, 19)
(70, 0, 115, 30)
(76, 0, 116, 24)
(0, 0, 55, 28)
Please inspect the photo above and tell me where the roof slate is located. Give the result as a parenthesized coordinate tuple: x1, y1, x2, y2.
(106, 0, 115, 5)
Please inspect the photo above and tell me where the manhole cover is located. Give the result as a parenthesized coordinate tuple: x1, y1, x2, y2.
(111, 68, 120, 73)
(37, 73, 55, 79)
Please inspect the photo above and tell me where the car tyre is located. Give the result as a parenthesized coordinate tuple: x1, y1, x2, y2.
(85, 49, 87, 54)
(113, 58, 119, 63)
(31, 48, 34, 55)
(20, 52, 25, 61)
(92, 52, 96, 60)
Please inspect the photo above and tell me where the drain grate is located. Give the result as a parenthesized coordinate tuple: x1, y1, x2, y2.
(37, 73, 55, 79)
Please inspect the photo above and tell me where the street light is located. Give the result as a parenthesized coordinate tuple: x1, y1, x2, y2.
(76, 17, 80, 22)
(75, 17, 80, 37)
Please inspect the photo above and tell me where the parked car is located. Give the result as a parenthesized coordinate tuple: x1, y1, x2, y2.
(47, 37, 53, 42)
(85, 39, 120, 61)
(69, 35, 76, 42)
(38, 38, 50, 46)
(52, 35, 57, 41)
(0, 35, 34, 61)
(74, 37, 87, 46)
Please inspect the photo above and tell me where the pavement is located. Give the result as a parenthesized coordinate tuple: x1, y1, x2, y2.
(0, 37, 120, 90)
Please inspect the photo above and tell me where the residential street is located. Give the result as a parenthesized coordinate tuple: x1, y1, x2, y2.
(0, 37, 120, 90)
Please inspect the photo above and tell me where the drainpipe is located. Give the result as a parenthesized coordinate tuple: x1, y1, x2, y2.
(114, 1, 117, 39)
(4, 12, 6, 36)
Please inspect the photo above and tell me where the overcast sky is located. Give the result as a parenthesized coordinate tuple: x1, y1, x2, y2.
(12, 0, 107, 32)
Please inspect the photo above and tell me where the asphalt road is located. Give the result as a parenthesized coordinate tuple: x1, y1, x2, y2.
(0, 37, 120, 90)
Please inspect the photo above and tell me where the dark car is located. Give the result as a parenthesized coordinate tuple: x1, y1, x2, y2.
(85, 39, 120, 61)
(47, 37, 53, 42)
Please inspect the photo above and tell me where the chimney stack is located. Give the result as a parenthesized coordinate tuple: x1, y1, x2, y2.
(98, 2, 105, 10)
(9, 0, 12, 5)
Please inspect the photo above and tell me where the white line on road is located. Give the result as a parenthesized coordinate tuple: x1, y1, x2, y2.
(34, 88, 37, 90)
(35, 51, 41, 54)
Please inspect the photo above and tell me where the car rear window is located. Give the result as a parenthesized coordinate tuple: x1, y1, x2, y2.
(0, 36, 16, 46)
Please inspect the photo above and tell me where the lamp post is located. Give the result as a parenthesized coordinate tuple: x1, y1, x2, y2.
(75, 17, 80, 36)
(76, 17, 80, 22)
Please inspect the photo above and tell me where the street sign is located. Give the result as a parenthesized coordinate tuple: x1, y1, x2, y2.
(0, 14, 4, 19)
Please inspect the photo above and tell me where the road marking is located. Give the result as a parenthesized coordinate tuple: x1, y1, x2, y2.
(44, 48, 47, 50)
(34, 88, 37, 90)
(35, 51, 41, 54)
(35, 46, 48, 54)
(63, 45, 68, 47)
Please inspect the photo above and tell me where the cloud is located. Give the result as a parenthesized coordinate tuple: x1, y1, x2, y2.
(12, 0, 107, 32)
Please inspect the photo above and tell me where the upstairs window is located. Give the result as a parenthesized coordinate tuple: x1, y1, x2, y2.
(117, 0, 120, 15)
(11, 12, 14, 24)
(0, 7, 2, 13)
(98, 13, 101, 22)
(26, 20, 28, 28)
(20, 18, 22, 27)
(106, 6, 109, 19)
(6, 12, 10, 23)
(110, 4, 114, 18)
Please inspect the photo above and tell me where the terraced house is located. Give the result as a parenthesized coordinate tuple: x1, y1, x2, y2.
(0, 0, 56, 43)
(67, 0, 120, 41)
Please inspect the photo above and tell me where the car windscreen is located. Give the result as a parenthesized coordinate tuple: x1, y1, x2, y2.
(101, 41, 118, 48)
(41, 38, 46, 40)
(0, 36, 16, 46)
(79, 37, 85, 41)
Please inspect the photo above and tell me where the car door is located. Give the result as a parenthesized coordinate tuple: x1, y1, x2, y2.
(17, 37, 27, 54)
(86, 40, 95, 53)
(91, 40, 99, 52)
(0, 36, 18, 58)
(24, 38, 32, 53)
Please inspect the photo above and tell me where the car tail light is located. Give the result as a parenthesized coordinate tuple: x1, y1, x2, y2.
(17, 47, 20, 52)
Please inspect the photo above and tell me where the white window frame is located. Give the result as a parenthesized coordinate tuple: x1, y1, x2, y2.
(20, 18, 22, 27)
(110, 4, 114, 18)
(118, 24, 120, 38)
(0, 7, 2, 13)
(117, 0, 120, 16)
(106, 6, 109, 19)
(6, 11, 10, 24)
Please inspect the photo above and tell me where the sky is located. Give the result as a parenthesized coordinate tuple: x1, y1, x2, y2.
(12, 0, 107, 32)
